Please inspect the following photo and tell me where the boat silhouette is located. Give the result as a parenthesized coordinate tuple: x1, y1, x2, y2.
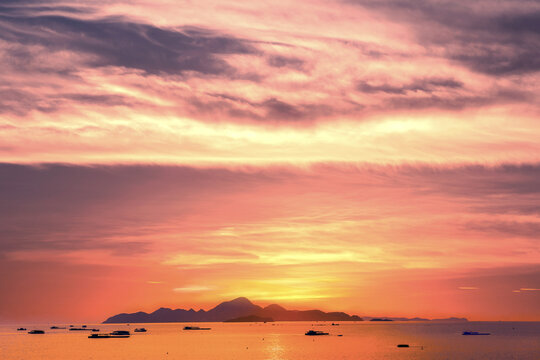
(462, 331, 490, 335)
(28, 330, 45, 334)
(183, 326, 211, 330)
(305, 330, 329, 336)
(134, 328, 147, 332)
(111, 330, 130, 336)
(89, 330, 130, 338)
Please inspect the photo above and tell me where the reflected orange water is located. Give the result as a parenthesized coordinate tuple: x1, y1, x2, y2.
(1, 322, 539, 359)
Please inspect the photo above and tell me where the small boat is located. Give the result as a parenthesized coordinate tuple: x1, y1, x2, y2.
(82, 325, 87, 328)
(331, 323, 339, 326)
(134, 328, 147, 332)
(17, 328, 27, 331)
(305, 330, 329, 336)
(28, 330, 45, 334)
(462, 331, 490, 335)
(110, 330, 131, 337)
(183, 326, 211, 330)
(397, 344, 410, 348)
(50, 326, 66, 329)
(89, 331, 131, 339)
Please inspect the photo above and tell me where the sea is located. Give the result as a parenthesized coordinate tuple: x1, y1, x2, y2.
(0, 321, 539, 359)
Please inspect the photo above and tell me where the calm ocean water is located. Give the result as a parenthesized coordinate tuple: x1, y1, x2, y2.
(0, 321, 538, 359)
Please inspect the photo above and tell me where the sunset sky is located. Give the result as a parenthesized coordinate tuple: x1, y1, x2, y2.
(1, 0, 539, 323)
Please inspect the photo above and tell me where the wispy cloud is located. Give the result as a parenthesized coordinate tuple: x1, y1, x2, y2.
(173, 286, 215, 293)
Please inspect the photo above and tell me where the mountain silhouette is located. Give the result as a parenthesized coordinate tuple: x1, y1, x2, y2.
(224, 315, 274, 322)
(103, 297, 363, 323)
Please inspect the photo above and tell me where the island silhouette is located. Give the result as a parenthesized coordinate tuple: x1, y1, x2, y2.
(104, 297, 362, 323)
(103, 297, 467, 323)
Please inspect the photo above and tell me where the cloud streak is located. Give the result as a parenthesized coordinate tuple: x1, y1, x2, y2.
(173, 286, 214, 293)
(348, 0, 540, 75)
(0, 13, 256, 76)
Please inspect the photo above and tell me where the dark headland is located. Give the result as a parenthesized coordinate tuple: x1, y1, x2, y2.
(103, 297, 467, 323)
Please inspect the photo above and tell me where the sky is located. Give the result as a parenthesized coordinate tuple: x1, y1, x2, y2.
(0, 0, 539, 323)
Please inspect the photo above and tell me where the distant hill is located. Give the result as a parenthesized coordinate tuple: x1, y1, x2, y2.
(432, 317, 468, 322)
(224, 315, 274, 322)
(256, 303, 363, 322)
(103, 297, 363, 323)
(363, 316, 468, 322)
